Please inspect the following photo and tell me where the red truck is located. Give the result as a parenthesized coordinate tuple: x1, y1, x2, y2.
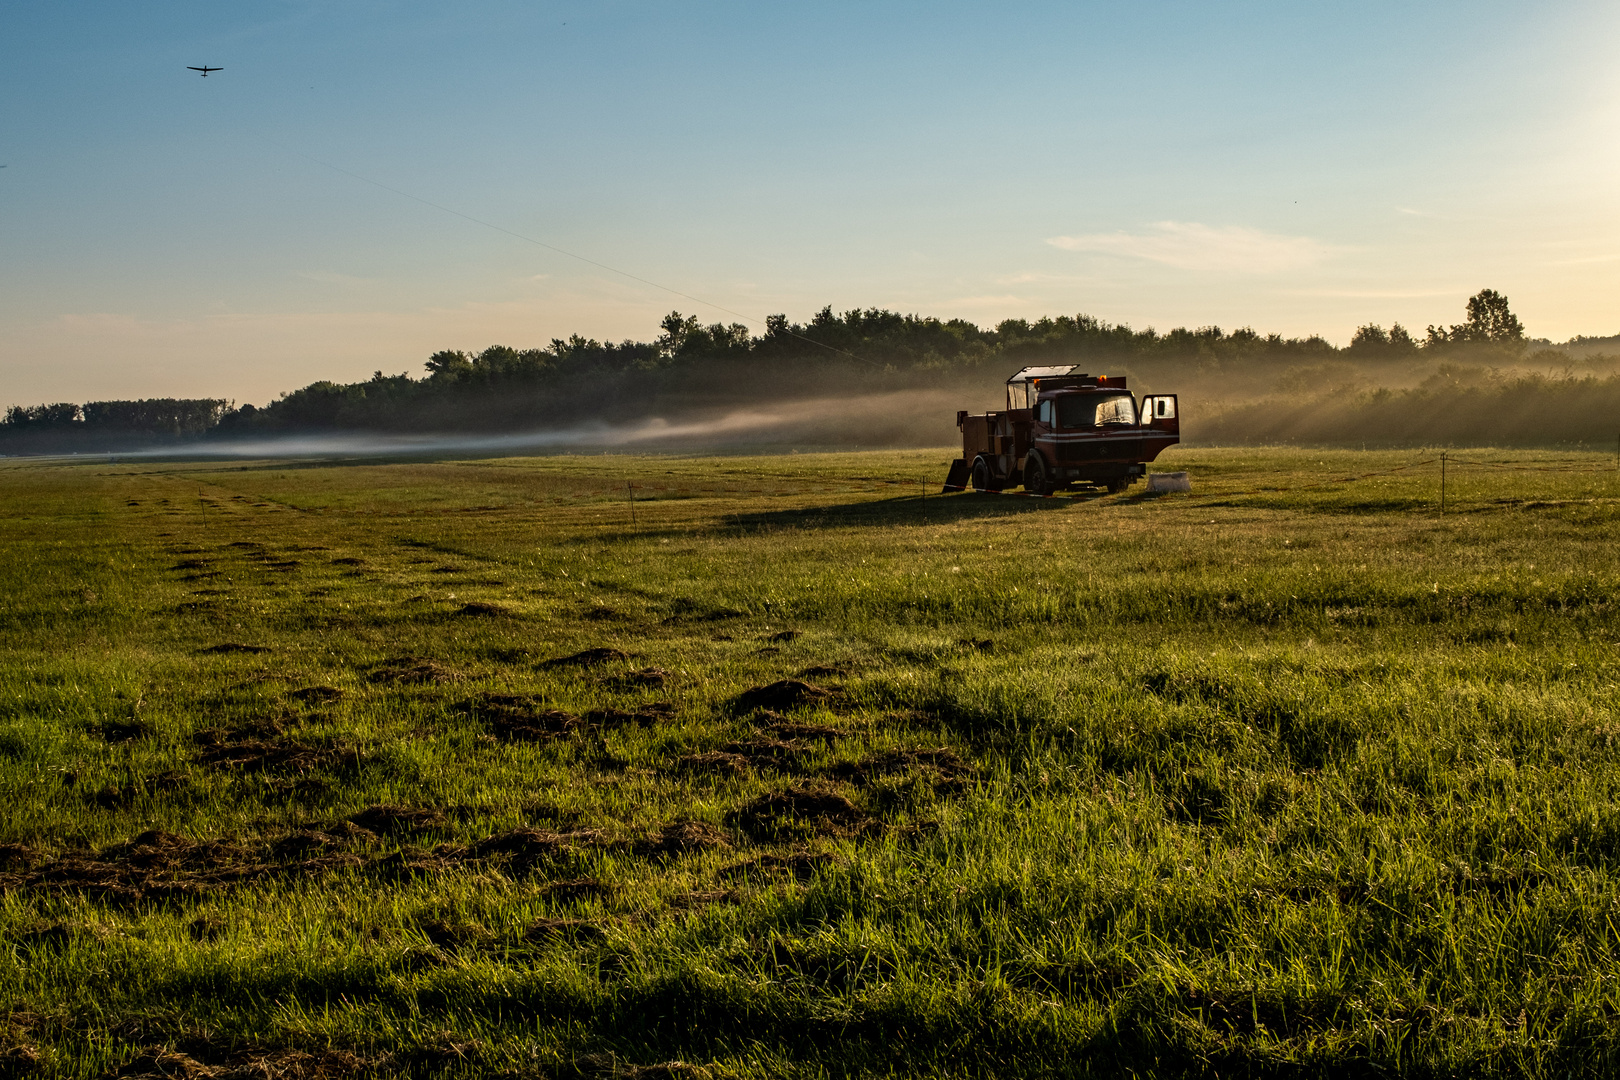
(944, 366, 1179, 495)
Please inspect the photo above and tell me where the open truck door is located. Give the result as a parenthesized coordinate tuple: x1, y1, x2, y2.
(1140, 395, 1179, 437)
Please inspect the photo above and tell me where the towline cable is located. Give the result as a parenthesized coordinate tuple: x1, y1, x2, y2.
(289, 150, 883, 370)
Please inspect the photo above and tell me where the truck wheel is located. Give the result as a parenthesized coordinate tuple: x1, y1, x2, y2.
(1024, 453, 1052, 496)
(1106, 476, 1131, 494)
(971, 456, 1000, 492)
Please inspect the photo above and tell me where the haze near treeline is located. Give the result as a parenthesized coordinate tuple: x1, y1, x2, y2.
(7, 290, 1620, 455)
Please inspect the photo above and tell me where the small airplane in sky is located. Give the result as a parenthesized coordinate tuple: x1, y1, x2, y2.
(187, 66, 223, 76)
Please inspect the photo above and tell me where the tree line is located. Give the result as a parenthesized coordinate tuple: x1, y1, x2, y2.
(213, 290, 1542, 435)
(1, 289, 1598, 452)
(0, 399, 231, 454)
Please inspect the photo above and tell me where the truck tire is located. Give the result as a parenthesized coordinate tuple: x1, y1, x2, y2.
(1106, 476, 1131, 494)
(1024, 453, 1053, 496)
(971, 456, 1000, 492)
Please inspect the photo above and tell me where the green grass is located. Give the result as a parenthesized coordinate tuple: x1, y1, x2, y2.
(4, 446, 1620, 1078)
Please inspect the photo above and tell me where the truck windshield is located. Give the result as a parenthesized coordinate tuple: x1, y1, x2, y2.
(1057, 392, 1135, 429)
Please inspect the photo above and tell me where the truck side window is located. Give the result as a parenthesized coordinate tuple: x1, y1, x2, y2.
(1155, 397, 1176, 419)
(1037, 399, 1052, 425)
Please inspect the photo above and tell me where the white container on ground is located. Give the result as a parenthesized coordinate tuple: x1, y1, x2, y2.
(1147, 471, 1191, 493)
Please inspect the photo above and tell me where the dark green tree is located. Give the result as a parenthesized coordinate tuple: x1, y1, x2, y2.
(1349, 323, 1419, 357)
(1426, 290, 1525, 350)
(1464, 288, 1525, 343)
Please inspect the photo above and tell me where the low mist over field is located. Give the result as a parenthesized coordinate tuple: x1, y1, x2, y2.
(5, 293, 1617, 457)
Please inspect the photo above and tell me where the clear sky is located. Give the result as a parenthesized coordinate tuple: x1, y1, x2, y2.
(2, 0, 1616, 406)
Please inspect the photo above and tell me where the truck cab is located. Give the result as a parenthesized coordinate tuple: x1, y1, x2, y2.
(947, 366, 1179, 495)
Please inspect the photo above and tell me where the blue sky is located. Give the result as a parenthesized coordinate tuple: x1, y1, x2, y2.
(2, 0, 1616, 404)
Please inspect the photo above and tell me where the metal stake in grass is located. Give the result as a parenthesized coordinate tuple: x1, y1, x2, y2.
(626, 482, 638, 531)
(1440, 452, 1446, 515)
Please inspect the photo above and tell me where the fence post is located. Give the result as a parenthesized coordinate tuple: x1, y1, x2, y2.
(1440, 452, 1446, 515)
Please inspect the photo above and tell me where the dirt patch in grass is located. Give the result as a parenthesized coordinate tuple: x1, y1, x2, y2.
(287, 685, 343, 704)
(0, 843, 35, 870)
(346, 805, 445, 836)
(541, 876, 613, 900)
(526, 917, 607, 942)
(827, 747, 975, 790)
(605, 667, 668, 689)
(103, 1046, 380, 1079)
(720, 737, 810, 766)
(14, 922, 88, 950)
(368, 657, 464, 685)
(760, 719, 846, 742)
(660, 604, 745, 625)
(95, 720, 151, 743)
(192, 724, 361, 774)
(570, 1057, 717, 1079)
(92, 772, 189, 808)
(456, 601, 512, 617)
(669, 890, 739, 909)
(462, 694, 586, 741)
(638, 820, 732, 856)
(542, 647, 631, 668)
(472, 828, 605, 872)
(6, 830, 256, 904)
(729, 785, 869, 839)
(270, 822, 376, 856)
(584, 702, 676, 727)
(200, 643, 271, 655)
(734, 680, 830, 713)
(418, 918, 492, 950)
(1, 816, 608, 903)
(764, 630, 800, 643)
(675, 751, 751, 776)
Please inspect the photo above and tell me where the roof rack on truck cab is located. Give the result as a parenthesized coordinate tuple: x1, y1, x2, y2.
(1004, 366, 1127, 411)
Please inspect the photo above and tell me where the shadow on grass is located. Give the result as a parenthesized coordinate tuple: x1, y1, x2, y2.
(720, 491, 1104, 531)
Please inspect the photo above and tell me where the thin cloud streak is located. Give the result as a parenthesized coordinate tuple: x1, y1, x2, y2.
(1286, 288, 1456, 299)
(1047, 222, 1334, 274)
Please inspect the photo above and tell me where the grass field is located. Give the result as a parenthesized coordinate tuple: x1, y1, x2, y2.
(4, 446, 1620, 1078)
